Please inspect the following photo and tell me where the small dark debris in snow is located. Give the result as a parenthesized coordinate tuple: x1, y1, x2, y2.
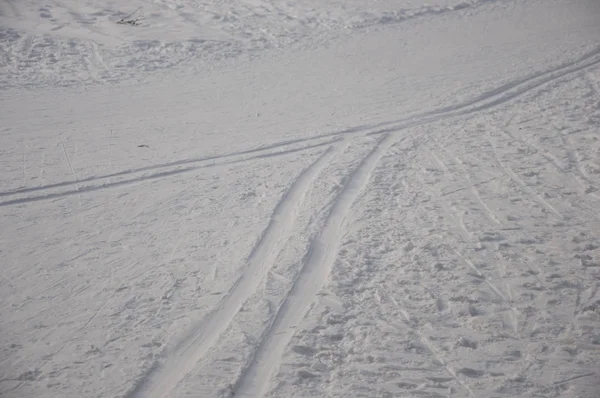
(296, 369, 318, 379)
(118, 19, 141, 26)
(86, 345, 102, 354)
(397, 382, 418, 389)
(576, 254, 600, 267)
(291, 345, 317, 356)
(426, 376, 454, 383)
(582, 300, 600, 312)
(458, 368, 484, 378)
(138, 144, 149, 148)
(18, 369, 42, 381)
(457, 337, 478, 349)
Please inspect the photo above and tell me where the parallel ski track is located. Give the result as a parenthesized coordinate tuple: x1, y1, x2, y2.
(229, 45, 600, 398)
(3, 46, 599, 207)
(232, 133, 394, 397)
(124, 45, 600, 398)
(0, 138, 340, 207)
(126, 143, 344, 398)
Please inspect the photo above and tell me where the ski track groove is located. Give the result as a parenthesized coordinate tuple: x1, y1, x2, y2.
(428, 149, 450, 173)
(423, 179, 473, 244)
(503, 127, 600, 206)
(0, 139, 340, 207)
(126, 143, 343, 398)
(421, 157, 521, 334)
(232, 133, 395, 398)
(563, 134, 597, 185)
(2, 45, 599, 206)
(421, 151, 522, 333)
(378, 286, 476, 397)
(453, 155, 503, 226)
(487, 135, 564, 219)
(0, 137, 341, 199)
(454, 250, 521, 334)
(4, 37, 598, 398)
(557, 130, 600, 201)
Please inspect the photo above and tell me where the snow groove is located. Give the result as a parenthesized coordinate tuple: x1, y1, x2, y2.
(233, 134, 394, 397)
(364, 45, 600, 140)
(453, 155, 502, 226)
(3, 46, 599, 208)
(126, 144, 343, 398)
(377, 286, 476, 397)
(488, 136, 563, 219)
(0, 138, 340, 207)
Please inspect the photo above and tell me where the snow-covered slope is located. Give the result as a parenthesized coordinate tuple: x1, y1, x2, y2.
(0, 0, 544, 88)
(1, 1, 600, 397)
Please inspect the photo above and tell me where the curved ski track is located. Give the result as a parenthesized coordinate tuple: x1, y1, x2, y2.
(3, 45, 599, 209)
(232, 133, 395, 397)
(127, 143, 345, 398)
(122, 45, 600, 398)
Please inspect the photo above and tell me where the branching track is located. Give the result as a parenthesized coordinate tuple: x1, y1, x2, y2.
(115, 45, 600, 398)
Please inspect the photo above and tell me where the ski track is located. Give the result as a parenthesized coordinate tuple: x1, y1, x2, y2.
(232, 133, 395, 398)
(453, 154, 503, 226)
(0, 138, 340, 207)
(487, 135, 564, 219)
(375, 285, 477, 397)
(126, 143, 344, 398)
(502, 126, 600, 215)
(424, 149, 524, 333)
(0, 136, 343, 199)
(3, 6, 600, 397)
(2, 44, 599, 208)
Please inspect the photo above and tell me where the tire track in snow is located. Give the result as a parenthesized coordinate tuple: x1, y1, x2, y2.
(233, 133, 394, 398)
(126, 143, 344, 398)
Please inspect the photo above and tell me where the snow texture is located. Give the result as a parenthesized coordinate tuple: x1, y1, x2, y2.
(1, 0, 600, 397)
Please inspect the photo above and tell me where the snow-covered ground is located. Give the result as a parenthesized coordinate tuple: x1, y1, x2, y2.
(1, 1, 600, 397)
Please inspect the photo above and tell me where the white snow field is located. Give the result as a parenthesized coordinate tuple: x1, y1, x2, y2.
(1, 0, 600, 397)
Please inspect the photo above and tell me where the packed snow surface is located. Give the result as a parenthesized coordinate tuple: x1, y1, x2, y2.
(1, 0, 600, 397)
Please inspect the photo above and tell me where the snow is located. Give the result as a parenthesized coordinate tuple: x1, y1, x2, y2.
(1, 0, 600, 397)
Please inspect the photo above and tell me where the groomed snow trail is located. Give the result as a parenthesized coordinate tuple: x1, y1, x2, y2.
(126, 143, 346, 398)
(233, 134, 395, 397)
(1, 1, 600, 398)
(125, 42, 600, 397)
